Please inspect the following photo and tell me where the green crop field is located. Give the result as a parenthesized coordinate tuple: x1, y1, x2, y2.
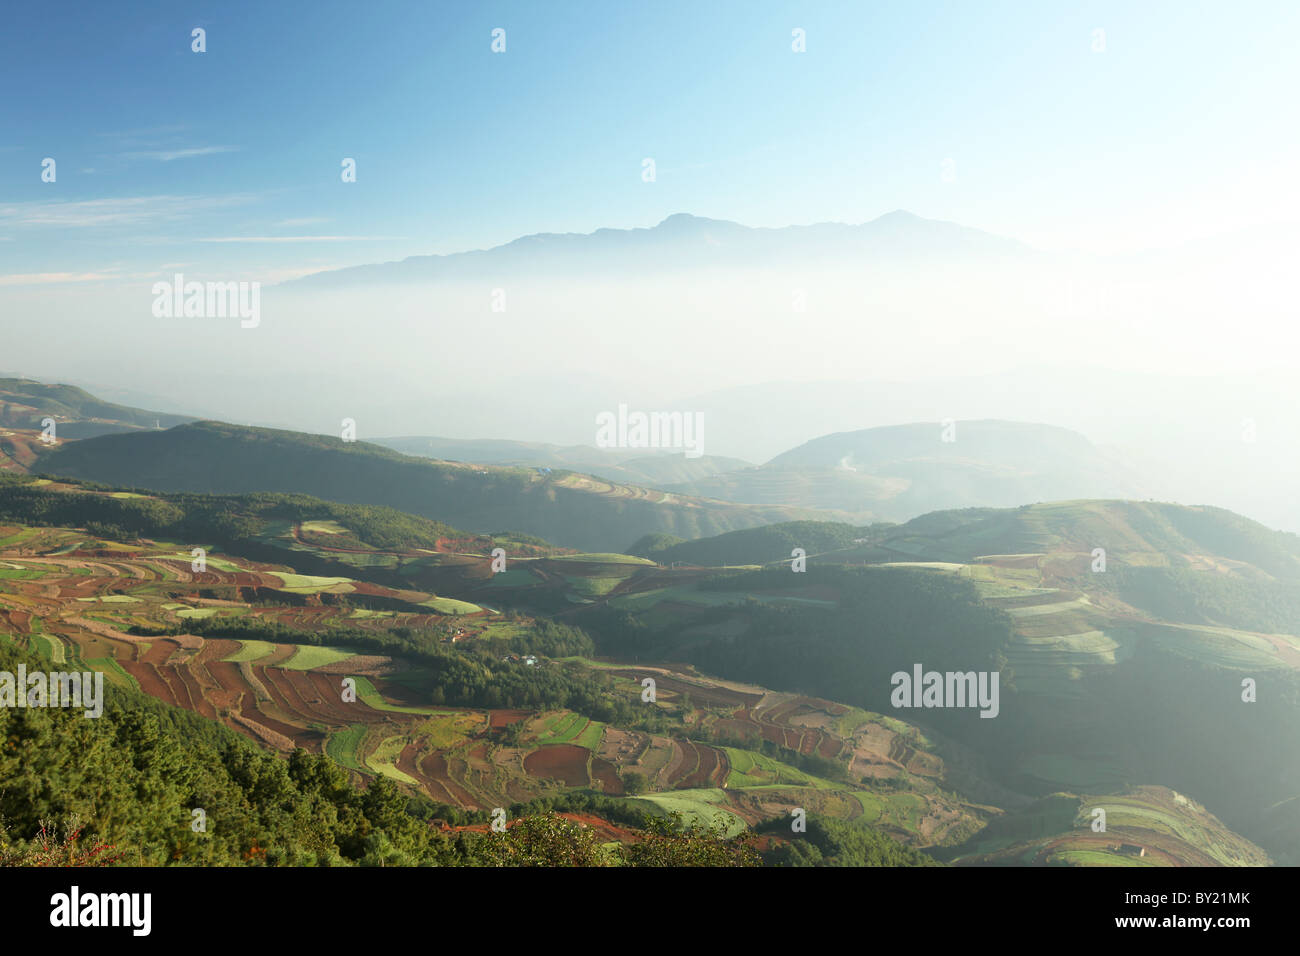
(420, 596, 481, 615)
(222, 640, 276, 663)
(565, 575, 625, 597)
(626, 789, 747, 836)
(325, 724, 369, 772)
(281, 645, 356, 670)
(416, 713, 478, 750)
(723, 748, 835, 789)
(84, 656, 139, 692)
(271, 573, 355, 594)
(547, 553, 657, 565)
(177, 607, 227, 620)
(349, 675, 449, 715)
(535, 710, 605, 747)
(301, 520, 349, 535)
(0, 566, 42, 580)
(365, 734, 420, 785)
(32, 632, 65, 664)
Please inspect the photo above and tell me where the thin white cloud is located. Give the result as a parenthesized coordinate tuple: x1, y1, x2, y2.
(194, 235, 403, 243)
(274, 217, 330, 227)
(124, 146, 240, 162)
(0, 271, 119, 286)
(0, 194, 256, 228)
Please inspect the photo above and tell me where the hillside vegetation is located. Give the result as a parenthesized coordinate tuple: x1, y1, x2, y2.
(0, 378, 192, 437)
(40, 422, 843, 551)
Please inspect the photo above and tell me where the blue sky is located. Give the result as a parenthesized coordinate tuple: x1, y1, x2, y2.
(2, 0, 1298, 286)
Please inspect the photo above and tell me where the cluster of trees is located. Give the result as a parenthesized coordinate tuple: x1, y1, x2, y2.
(467, 812, 759, 867)
(0, 475, 475, 554)
(625, 532, 687, 558)
(43, 421, 816, 550)
(1154, 504, 1300, 580)
(0, 636, 465, 865)
(1109, 565, 1300, 635)
(582, 566, 1013, 733)
(755, 813, 940, 867)
(175, 615, 671, 731)
(635, 521, 876, 567)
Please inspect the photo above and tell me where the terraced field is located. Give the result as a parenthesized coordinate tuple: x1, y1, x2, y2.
(948, 787, 1272, 867)
(3, 499, 1276, 865)
(0, 523, 990, 846)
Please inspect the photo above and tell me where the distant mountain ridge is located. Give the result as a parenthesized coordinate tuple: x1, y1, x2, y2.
(5, 378, 1154, 534)
(663, 420, 1147, 521)
(287, 210, 1029, 287)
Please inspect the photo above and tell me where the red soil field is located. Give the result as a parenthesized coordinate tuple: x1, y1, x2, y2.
(764, 699, 800, 722)
(258, 666, 383, 731)
(258, 644, 298, 666)
(612, 671, 761, 709)
(662, 739, 687, 786)
(396, 743, 461, 803)
(194, 638, 240, 661)
(174, 664, 217, 719)
(711, 716, 764, 745)
(142, 638, 181, 665)
(119, 660, 178, 706)
(204, 660, 306, 744)
(420, 751, 481, 808)
(0, 608, 31, 631)
(283, 668, 357, 723)
(258, 667, 326, 725)
(675, 740, 727, 789)
(489, 709, 531, 729)
(303, 669, 388, 721)
(589, 756, 624, 795)
(817, 734, 843, 760)
(670, 739, 703, 788)
(523, 744, 590, 787)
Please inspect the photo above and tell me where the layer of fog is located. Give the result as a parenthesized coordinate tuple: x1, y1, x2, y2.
(3, 243, 1296, 529)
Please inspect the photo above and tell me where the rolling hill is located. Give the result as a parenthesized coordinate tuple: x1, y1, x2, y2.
(374, 435, 750, 487)
(944, 787, 1271, 867)
(663, 420, 1148, 521)
(0, 377, 194, 437)
(569, 499, 1300, 864)
(34, 421, 847, 552)
(0, 468, 1281, 867)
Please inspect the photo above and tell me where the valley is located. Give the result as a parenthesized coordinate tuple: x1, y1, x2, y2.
(1, 468, 1290, 867)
